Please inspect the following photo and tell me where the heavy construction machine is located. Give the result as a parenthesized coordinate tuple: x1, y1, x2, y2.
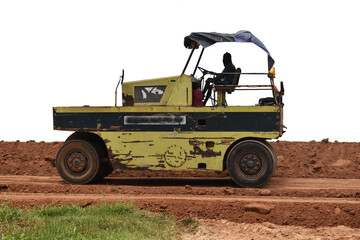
(53, 30, 285, 187)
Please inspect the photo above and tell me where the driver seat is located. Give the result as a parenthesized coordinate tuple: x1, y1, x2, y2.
(214, 68, 241, 106)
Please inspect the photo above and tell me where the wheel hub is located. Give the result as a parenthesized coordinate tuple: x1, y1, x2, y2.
(66, 152, 87, 173)
(240, 153, 262, 175)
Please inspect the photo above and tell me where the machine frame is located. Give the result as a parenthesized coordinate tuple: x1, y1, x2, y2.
(53, 30, 285, 187)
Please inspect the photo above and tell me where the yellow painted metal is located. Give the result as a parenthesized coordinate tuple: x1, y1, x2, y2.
(216, 91, 227, 106)
(54, 105, 280, 113)
(55, 103, 282, 172)
(55, 85, 283, 172)
(121, 74, 192, 106)
(96, 131, 280, 171)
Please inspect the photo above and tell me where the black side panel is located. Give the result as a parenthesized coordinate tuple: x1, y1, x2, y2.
(54, 111, 280, 132)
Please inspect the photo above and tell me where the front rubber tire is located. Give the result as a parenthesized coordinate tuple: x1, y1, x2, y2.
(227, 140, 275, 188)
(56, 140, 101, 184)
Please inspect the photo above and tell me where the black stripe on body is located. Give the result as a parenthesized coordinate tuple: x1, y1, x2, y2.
(54, 111, 280, 132)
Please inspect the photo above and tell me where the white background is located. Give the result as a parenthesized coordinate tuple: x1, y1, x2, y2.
(1, 0, 359, 142)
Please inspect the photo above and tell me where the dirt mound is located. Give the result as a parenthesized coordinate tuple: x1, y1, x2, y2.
(271, 141, 360, 179)
(0, 141, 60, 176)
(1, 140, 359, 179)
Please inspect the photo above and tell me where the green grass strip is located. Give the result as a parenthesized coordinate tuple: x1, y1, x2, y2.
(0, 201, 197, 240)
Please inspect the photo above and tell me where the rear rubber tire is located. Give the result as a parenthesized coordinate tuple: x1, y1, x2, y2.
(97, 161, 113, 180)
(102, 163, 113, 178)
(262, 141, 278, 169)
(89, 141, 112, 181)
(56, 140, 101, 184)
(227, 140, 275, 188)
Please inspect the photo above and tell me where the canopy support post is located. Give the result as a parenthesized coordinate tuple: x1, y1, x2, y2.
(181, 47, 195, 75)
(192, 47, 205, 76)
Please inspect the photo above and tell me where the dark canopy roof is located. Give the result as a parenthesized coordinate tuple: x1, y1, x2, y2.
(186, 30, 274, 71)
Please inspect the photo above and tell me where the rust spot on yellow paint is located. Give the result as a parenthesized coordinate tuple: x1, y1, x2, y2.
(190, 145, 221, 157)
(122, 94, 134, 106)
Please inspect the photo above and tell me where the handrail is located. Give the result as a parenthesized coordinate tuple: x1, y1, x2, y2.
(214, 84, 272, 92)
(215, 84, 272, 88)
(115, 69, 124, 106)
(209, 72, 268, 75)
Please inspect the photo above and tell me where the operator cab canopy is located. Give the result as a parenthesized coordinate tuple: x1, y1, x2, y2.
(121, 30, 282, 107)
(183, 30, 274, 72)
(183, 30, 280, 106)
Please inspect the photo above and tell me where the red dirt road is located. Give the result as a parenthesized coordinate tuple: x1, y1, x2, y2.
(1, 140, 360, 238)
(1, 175, 360, 228)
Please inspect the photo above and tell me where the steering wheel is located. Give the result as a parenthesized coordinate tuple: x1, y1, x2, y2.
(197, 67, 215, 76)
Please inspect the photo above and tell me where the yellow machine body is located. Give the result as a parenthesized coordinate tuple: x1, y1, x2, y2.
(54, 73, 283, 172)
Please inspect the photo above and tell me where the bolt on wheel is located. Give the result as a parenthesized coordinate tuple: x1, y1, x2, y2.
(240, 153, 262, 175)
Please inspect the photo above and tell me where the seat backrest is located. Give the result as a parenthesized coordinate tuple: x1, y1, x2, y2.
(232, 68, 241, 85)
(228, 68, 241, 93)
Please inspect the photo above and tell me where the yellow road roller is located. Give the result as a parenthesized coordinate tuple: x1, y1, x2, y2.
(53, 30, 285, 187)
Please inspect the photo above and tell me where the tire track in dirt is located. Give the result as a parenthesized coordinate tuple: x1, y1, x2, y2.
(2, 192, 360, 204)
(1, 175, 360, 228)
(2, 175, 360, 189)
